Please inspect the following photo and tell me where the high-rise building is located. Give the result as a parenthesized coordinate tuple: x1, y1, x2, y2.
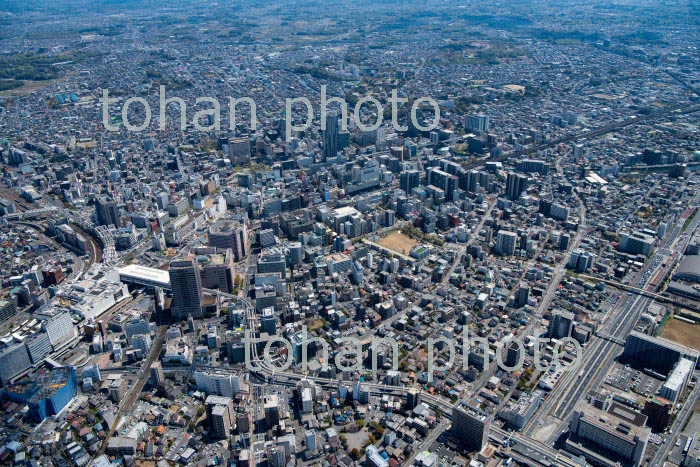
(267, 446, 286, 467)
(149, 362, 164, 386)
(465, 169, 479, 193)
(622, 331, 699, 375)
(264, 394, 280, 429)
(322, 111, 339, 161)
(169, 258, 203, 320)
(305, 430, 317, 451)
(643, 396, 672, 432)
(95, 196, 121, 227)
(451, 400, 491, 451)
(0, 299, 17, 324)
(194, 369, 240, 397)
(506, 172, 529, 200)
(407, 388, 420, 410)
(496, 230, 518, 256)
(547, 310, 575, 339)
(205, 395, 234, 439)
(568, 249, 595, 273)
(465, 114, 490, 133)
(400, 170, 421, 195)
(208, 219, 248, 262)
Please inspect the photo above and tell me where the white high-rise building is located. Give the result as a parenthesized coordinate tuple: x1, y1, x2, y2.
(194, 370, 240, 397)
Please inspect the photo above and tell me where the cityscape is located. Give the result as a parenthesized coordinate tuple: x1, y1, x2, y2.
(0, 0, 699, 466)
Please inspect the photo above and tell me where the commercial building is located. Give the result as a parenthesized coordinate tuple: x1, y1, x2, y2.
(0, 343, 32, 384)
(169, 258, 203, 320)
(5, 367, 77, 422)
(197, 249, 235, 293)
(208, 219, 248, 262)
(95, 196, 121, 228)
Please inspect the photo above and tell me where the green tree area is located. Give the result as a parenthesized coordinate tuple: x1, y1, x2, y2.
(0, 80, 24, 91)
(0, 51, 96, 81)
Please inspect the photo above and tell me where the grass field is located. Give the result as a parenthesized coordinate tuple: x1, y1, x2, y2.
(661, 318, 700, 350)
(377, 231, 418, 255)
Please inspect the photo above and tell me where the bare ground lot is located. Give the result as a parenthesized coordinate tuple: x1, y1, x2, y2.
(377, 231, 418, 255)
(660, 318, 700, 350)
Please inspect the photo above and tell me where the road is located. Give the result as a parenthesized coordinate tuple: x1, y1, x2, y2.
(97, 324, 167, 456)
(525, 188, 700, 441)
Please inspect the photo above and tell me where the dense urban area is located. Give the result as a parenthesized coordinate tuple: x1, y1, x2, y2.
(0, 0, 699, 466)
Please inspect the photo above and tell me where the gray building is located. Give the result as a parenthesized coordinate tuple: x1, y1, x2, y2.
(169, 258, 203, 320)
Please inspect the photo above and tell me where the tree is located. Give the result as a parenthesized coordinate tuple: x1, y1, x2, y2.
(350, 448, 360, 460)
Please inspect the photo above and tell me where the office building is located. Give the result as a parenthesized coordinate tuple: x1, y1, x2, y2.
(496, 230, 518, 256)
(194, 369, 240, 397)
(323, 111, 339, 161)
(568, 401, 649, 466)
(0, 299, 17, 324)
(451, 400, 492, 451)
(149, 362, 165, 386)
(400, 170, 421, 195)
(619, 231, 656, 257)
(95, 196, 121, 227)
(205, 395, 234, 439)
(208, 219, 248, 262)
(547, 310, 575, 339)
(169, 258, 203, 320)
(265, 394, 281, 428)
(506, 172, 528, 200)
(643, 396, 672, 432)
(407, 388, 420, 410)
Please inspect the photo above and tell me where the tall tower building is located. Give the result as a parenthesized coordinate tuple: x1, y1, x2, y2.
(400, 170, 421, 195)
(169, 258, 203, 320)
(506, 172, 529, 201)
(149, 361, 165, 386)
(451, 400, 492, 451)
(95, 196, 121, 227)
(322, 111, 339, 161)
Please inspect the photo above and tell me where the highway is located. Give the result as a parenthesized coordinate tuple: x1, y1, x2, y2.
(525, 188, 700, 442)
